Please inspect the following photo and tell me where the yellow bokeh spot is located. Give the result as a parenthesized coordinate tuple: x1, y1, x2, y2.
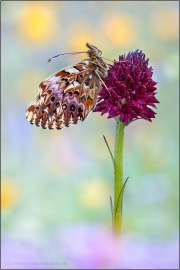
(151, 8, 179, 41)
(71, 34, 94, 51)
(101, 14, 137, 47)
(79, 179, 110, 209)
(1, 179, 18, 210)
(67, 24, 97, 52)
(17, 2, 59, 45)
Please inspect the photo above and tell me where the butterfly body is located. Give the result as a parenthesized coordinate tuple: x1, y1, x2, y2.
(26, 43, 108, 130)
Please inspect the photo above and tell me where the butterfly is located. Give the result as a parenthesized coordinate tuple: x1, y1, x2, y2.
(26, 43, 109, 130)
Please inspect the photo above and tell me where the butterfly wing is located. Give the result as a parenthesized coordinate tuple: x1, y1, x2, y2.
(26, 61, 101, 129)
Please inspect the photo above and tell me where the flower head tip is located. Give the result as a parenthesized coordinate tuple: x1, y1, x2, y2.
(94, 50, 159, 125)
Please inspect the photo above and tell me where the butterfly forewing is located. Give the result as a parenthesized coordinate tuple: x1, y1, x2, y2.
(26, 43, 108, 130)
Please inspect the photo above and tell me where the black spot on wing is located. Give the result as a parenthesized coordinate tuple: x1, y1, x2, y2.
(62, 78, 70, 86)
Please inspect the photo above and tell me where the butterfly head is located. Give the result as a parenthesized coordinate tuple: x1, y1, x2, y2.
(86, 43, 102, 58)
(86, 43, 108, 78)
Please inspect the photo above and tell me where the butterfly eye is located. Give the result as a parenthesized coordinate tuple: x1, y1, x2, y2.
(62, 104, 67, 110)
(70, 104, 76, 111)
(80, 74, 84, 79)
(51, 96, 56, 102)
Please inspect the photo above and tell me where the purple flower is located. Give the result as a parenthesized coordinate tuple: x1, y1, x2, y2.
(94, 50, 159, 125)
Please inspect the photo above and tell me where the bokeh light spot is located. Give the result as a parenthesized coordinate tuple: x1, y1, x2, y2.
(68, 25, 96, 51)
(1, 179, 18, 210)
(79, 179, 110, 209)
(101, 14, 137, 47)
(151, 8, 179, 41)
(17, 2, 59, 46)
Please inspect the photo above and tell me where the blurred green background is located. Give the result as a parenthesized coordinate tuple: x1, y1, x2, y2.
(1, 1, 179, 269)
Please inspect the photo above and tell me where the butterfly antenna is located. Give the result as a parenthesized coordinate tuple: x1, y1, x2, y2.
(102, 57, 114, 63)
(47, 51, 87, 63)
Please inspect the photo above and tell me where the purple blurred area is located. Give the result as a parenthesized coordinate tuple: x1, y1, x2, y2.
(1, 225, 179, 269)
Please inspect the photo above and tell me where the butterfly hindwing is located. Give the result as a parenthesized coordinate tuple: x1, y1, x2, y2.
(26, 43, 108, 130)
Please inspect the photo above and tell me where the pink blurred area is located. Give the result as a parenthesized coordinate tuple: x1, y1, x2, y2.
(1, 225, 179, 269)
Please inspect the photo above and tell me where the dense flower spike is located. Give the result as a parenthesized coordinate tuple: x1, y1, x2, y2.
(94, 50, 159, 125)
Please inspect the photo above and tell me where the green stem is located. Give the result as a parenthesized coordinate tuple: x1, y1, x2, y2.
(113, 117, 125, 235)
